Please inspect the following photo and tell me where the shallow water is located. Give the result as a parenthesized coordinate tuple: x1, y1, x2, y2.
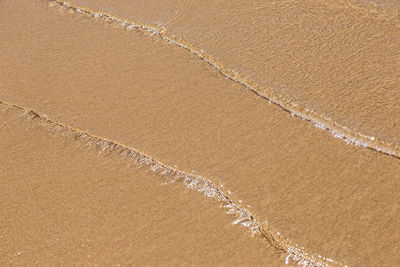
(1, 0, 400, 266)
(0, 104, 287, 266)
(73, 0, 400, 153)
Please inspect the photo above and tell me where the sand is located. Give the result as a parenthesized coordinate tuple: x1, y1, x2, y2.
(70, 0, 400, 156)
(0, 104, 286, 266)
(1, 0, 400, 266)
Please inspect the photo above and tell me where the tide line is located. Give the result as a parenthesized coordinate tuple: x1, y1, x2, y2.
(1, 99, 344, 266)
(48, 0, 400, 160)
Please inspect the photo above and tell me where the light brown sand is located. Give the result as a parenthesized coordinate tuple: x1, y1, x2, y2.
(71, 0, 400, 155)
(1, 0, 400, 266)
(0, 104, 287, 266)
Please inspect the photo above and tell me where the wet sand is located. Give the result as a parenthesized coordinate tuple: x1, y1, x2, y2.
(1, 0, 400, 266)
(0, 104, 286, 266)
(71, 0, 400, 155)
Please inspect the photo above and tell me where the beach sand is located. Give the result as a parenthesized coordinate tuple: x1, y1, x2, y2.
(1, 0, 399, 266)
(0, 105, 285, 266)
(71, 0, 400, 153)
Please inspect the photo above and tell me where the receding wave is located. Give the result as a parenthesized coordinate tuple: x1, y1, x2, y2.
(0, 99, 345, 266)
(49, 0, 400, 159)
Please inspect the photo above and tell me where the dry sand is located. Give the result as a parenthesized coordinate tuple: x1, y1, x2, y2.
(1, 0, 400, 266)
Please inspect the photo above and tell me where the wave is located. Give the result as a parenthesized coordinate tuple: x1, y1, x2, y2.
(48, 0, 400, 160)
(0, 99, 345, 266)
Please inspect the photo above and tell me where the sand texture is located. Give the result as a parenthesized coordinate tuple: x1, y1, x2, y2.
(1, 0, 400, 266)
(0, 104, 287, 266)
(69, 0, 400, 157)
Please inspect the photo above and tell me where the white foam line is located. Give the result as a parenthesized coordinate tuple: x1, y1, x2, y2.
(1, 99, 347, 266)
(25, 1, 370, 264)
(48, 1, 400, 160)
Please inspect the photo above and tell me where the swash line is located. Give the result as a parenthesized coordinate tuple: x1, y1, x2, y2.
(48, 0, 400, 160)
(0, 100, 345, 267)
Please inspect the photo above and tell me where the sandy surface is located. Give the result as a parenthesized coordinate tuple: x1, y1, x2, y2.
(1, 0, 400, 266)
(70, 0, 400, 154)
(0, 104, 286, 266)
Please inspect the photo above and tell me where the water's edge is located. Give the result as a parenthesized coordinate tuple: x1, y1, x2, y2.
(0, 100, 345, 266)
(49, 0, 400, 160)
